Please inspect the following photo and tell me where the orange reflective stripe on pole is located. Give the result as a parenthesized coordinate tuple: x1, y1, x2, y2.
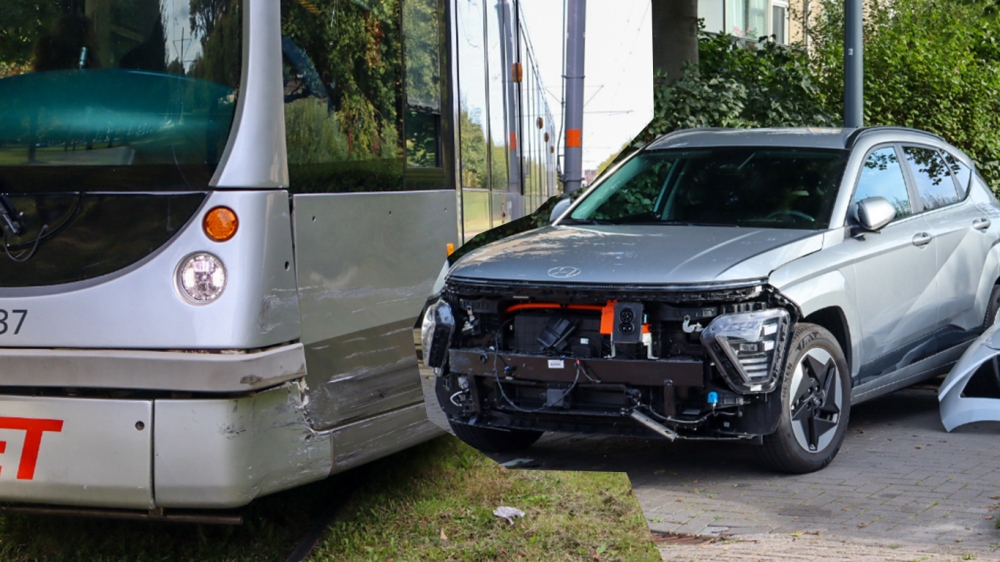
(566, 129, 582, 148)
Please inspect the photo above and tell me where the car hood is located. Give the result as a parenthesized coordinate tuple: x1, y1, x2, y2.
(447, 225, 824, 286)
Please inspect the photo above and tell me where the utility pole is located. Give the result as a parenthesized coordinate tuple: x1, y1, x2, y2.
(844, 0, 863, 127)
(498, 0, 521, 197)
(563, 0, 586, 193)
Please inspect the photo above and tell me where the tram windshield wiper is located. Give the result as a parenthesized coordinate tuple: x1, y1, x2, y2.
(0, 195, 23, 238)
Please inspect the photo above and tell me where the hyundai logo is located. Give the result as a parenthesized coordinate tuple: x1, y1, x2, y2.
(547, 266, 581, 279)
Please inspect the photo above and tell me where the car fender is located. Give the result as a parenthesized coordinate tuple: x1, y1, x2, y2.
(770, 269, 861, 379)
(939, 322, 1000, 431)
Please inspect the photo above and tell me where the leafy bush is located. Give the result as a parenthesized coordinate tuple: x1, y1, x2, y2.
(639, 32, 837, 145)
(810, 0, 1000, 188)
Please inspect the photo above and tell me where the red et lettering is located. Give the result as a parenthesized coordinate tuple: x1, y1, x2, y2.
(0, 417, 64, 480)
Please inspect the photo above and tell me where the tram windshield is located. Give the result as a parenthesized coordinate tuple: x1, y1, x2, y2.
(0, 0, 241, 191)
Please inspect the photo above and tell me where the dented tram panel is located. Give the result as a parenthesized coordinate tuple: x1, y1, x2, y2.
(0, 0, 557, 511)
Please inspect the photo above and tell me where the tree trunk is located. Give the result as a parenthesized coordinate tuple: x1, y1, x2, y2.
(650, 0, 699, 84)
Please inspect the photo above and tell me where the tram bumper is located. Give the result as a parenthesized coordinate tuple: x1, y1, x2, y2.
(0, 345, 333, 510)
(153, 382, 332, 508)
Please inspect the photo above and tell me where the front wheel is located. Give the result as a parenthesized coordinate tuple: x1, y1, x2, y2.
(759, 323, 851, 473)
(448, 420, 543, 453)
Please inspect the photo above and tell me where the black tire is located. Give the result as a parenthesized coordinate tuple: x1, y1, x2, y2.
(964, 284, 1000, 397)
(448, 420, 543, 453)
(759, 323, 851, 474)
(983, 284, 1000, 330)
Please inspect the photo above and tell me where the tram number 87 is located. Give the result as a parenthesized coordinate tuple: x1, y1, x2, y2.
(0, 310, 27, 335)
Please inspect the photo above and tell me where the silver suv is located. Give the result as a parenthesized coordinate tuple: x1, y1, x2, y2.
(420, 127, 1000, 473)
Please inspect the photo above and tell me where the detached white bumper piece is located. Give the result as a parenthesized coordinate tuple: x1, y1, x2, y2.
(939, 323, 1000, 431)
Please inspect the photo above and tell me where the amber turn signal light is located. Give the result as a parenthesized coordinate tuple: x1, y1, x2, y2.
(203, 206, 238, 242)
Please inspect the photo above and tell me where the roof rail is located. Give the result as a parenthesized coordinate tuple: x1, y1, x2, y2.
(846, 126, 945, 149)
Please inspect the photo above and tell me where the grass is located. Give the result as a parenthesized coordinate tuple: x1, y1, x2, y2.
(314, 437, 660, 561)
(0, 436, 658, 561)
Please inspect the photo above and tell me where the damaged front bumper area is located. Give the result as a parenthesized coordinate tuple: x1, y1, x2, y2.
(424, 278, 797, 442)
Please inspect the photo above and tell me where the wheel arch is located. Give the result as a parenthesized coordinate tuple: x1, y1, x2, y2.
(800, 307, 852, 373)
(773, 269, 861, 377)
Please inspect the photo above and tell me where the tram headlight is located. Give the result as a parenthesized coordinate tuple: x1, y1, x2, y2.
(176, 252, 227, 304)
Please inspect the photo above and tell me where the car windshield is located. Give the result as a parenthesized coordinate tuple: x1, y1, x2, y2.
(0, 0, 241, 192)
(568, 147, 850, 229)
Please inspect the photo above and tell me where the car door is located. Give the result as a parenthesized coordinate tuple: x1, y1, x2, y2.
(901, 145, 998, 333)
(847, 145, 941, 384)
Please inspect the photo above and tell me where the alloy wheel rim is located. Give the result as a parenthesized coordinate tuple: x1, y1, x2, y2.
(788, 347, 842, 453)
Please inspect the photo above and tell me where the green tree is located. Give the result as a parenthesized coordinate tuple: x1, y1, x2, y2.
(637, 31, 836, 143)
(188, 0, 241, 88)
(0, 0, 62, 66)
(810, 0, 1000, 188)
(281, 0, 403, 161)
(458, 108, 487, 188)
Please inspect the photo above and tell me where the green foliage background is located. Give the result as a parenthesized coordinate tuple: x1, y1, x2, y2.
(632, 0, 1000, 193)
(810, 0, 1000, 188)
(639, 32, 837, 146)
(281, 0, 403, 165)
(595, 32, 838, 218)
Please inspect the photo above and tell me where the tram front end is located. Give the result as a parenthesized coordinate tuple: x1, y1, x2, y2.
(0, 0, 334, 511)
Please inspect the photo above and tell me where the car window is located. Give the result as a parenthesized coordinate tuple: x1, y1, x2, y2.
(941, 151, 971, 200)
(568, 147, 847, 229)
(903, 146, 959, 211)
(582, 155, 674, 222)
(853, 147, 911, 219)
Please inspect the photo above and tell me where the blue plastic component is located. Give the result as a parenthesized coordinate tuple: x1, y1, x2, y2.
(707, 391, 719, 405)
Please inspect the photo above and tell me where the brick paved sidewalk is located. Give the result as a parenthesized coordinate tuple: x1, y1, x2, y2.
(480, 386, 1000, 558)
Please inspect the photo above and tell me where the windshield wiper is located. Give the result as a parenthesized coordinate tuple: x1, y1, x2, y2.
(560, 217, 608, 225)
(0, 195, 23, 238)
(659, 220, 735, 227)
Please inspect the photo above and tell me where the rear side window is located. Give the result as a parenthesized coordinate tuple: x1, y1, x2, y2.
(941, 151, 972, 200)
(903, 146, 959, 211)
(853, 147, 911, 219)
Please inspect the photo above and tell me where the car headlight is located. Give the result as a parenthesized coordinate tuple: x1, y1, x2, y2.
(176, 252, 227, 304)
(701, 308, 791, 394)
(421, 299, 455, 369)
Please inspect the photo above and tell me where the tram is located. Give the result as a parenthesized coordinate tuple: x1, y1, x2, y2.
(0, 0, 557, 512)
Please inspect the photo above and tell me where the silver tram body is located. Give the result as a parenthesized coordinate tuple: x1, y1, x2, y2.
(0, 0, 557, 511)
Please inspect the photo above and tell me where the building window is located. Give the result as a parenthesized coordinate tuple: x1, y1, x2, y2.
(698, 0, 725, 34)
(771, 1, 788, 44)
(701, 0, 787, 43)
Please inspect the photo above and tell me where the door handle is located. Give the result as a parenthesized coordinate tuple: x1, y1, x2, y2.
(912, 232, 933, 247)
(974, 218, 991, 231)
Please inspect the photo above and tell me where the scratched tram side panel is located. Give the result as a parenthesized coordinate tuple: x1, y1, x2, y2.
(0, 396, 152, 509)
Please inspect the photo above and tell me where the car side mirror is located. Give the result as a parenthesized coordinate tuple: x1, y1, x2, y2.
(852, 196, 896, 232)
(549, 198, 572, 224)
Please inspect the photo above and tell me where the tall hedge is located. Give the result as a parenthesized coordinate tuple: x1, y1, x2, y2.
(638, 32, 837, 146)
(811, 0, 1000, 188)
